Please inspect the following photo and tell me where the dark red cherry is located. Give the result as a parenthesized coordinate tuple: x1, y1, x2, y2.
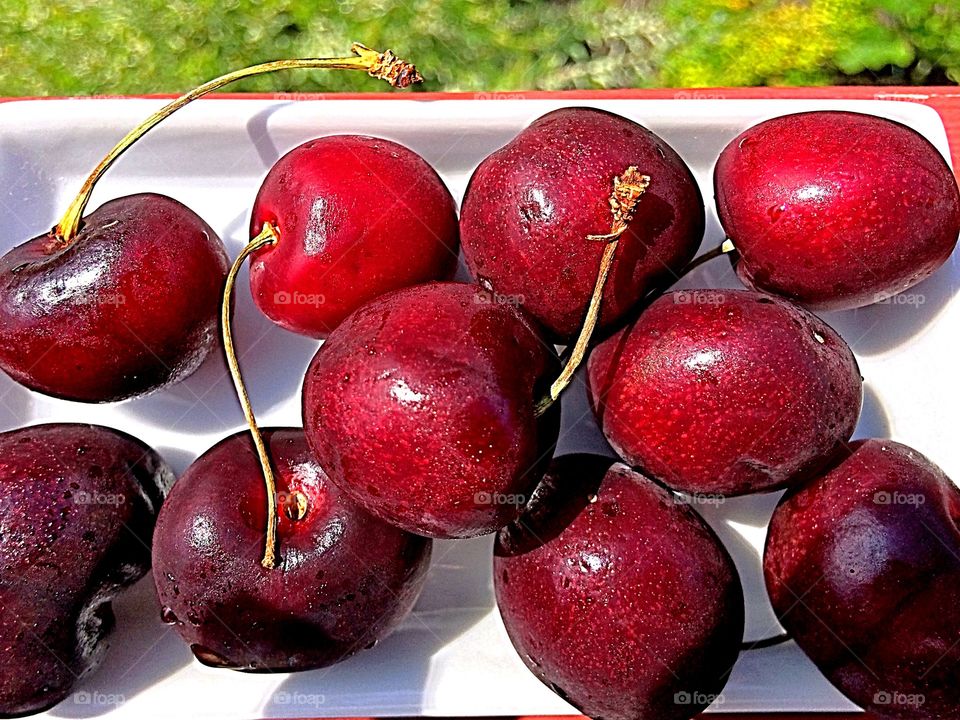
(0, 194, 229, 402)
(460, 107, 704, 339)
(495, 455, 743, 720)
(249, 135, 459, 338)
(302, 281, 560, 538)
(0, 423, 173, 716)
(587, 289, 862, 496)
(715, 111, 960, 310)
(152, 427, 431, 671)
(765, 440, 960, 719)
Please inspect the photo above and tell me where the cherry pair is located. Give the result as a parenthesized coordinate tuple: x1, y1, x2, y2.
(0, 44, 452, 403)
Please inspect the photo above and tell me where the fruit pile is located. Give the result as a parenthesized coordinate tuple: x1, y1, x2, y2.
(1, 44, 959, 720)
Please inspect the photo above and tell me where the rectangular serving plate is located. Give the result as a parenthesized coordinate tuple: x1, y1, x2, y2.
(0, 95, 957, 719)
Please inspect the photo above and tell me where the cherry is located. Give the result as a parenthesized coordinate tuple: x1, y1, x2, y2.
(0, 44, 420, 402)
(0, 423, 173, 716)
(460, 106, 704, 339)
(152, 427, 430, 671)
(765, 439, 960, 719)
(494, 455, 743, 720)
(302, 281, 561, 538)
(715, 111, 960, 310)
(587, 289, 862, 496)
(0, 194, 229, 402)
(249, 135, 459, 338)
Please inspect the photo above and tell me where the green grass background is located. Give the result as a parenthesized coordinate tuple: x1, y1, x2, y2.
(0, 0, 957, 95)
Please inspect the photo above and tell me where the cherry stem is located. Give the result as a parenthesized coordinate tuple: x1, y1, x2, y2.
(740, 632, 791, 651)
(678, 237, 737, 277)
(570, 237, 738, 358)
(54, 43, 422, 245)
(534, 167, 651, 417)
(221, 222, 282, 569)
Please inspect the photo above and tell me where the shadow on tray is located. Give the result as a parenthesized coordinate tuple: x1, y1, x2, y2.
(263, 535, 496, 717)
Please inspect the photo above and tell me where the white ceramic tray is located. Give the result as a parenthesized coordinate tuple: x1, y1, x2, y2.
(0, 96, 957, 719)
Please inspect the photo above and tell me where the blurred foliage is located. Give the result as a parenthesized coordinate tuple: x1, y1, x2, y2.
(658, 0, 960, 86)
(0, 0, 957, 95)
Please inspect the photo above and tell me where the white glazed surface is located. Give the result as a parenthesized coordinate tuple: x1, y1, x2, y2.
(0, 97, 956, 718)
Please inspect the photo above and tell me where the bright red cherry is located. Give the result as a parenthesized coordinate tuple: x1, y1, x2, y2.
(715, 111, 960, 310)
(302, 281, 560, 538)
(587, 289, 862, 496)
(248, 135, 460, 338)
(495, 455, 744, 720)
(460, 107, 704, 339)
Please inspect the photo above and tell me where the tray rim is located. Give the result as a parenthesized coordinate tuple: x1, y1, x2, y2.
(5, 85, 957, 173)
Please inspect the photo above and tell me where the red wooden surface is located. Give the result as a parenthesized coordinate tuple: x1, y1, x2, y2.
(6, 86, 946, 719)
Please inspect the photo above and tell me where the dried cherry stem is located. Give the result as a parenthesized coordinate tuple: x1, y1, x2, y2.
(534, 167, 651, 417)
(221, 222, 282, 568)
(54, 43, 421, 245)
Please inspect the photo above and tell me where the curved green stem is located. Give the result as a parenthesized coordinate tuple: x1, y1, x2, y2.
(54, 43, 421, 244)
(221, 223, 282, 569)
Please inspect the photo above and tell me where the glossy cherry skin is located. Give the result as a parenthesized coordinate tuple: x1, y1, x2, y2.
(715, 111, 960, 311)
(152, 428, 431, 672)
(249, 135, 460, 338)
(495, 455, 743, 720)
(302, 281, 560, 538)
(765, 440, 960, 719)
(587, 289, 862, 496)
(0, 423, 173, 717)
(460, 107, 704, 340)
(0, 193, 229, 402)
